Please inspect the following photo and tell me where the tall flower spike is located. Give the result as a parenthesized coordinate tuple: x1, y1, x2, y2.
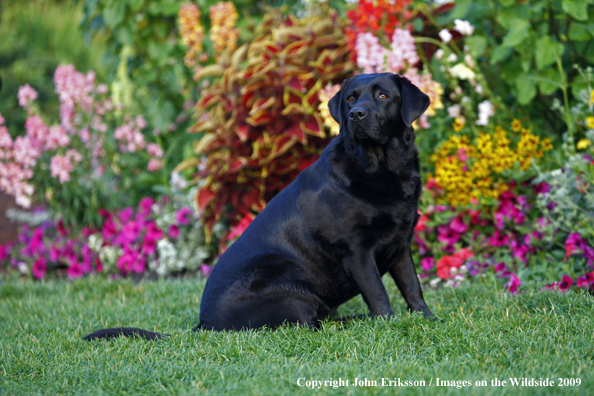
(178, 3, 204, 67)
(209, 2, 239, 59)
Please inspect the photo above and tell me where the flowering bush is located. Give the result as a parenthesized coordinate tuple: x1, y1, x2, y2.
(0, 191, 219, 279)
(0, 65, 165, 228)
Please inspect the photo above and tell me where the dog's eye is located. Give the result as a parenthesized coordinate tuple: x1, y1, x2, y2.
(347, 96, 354, 102)
(379, 93, 388, 99)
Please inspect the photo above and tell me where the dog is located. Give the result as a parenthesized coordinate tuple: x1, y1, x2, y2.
(84, 72, 435, 340)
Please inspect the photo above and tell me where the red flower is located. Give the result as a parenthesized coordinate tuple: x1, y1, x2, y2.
(227, 213, 255, 241)
(415, 209, 429, 232)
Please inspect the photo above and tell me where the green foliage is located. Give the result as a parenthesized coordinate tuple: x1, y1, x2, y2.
(0, 0, 107, 134)
(1, 277, 593, 394)
(440, 0, 594, 134)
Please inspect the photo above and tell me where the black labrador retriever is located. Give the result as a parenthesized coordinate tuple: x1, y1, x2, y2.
(84, 72, 435, 340)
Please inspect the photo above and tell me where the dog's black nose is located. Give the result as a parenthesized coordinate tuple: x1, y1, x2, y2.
(349, 107, 366, 121)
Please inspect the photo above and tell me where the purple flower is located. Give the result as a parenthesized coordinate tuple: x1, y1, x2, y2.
(559, 275, 574, 292)
(138, 197, 155, 218)
(67, 262, 84, 279)
(493, 262, 507, 274)
(32, 257, 47, 279)
(420, 257, 435, 271)
(577, 272, 594, 289)
(488, 230, 508, 247)
(200, 264, 212, 278)
(169, 224, 180, 239)
(175, 207, 193, 226)
(119, 207, 133, 223)
(505, 273, 521, 294)
(449, 216, 468, 233)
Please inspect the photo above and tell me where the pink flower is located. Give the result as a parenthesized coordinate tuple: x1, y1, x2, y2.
(565, 232, 583, 260)
(387, 28, 419, 71)
(147, 158, 163, 172)
(117, 248, 146, 274)
(559, 275, 574, 291)
(175, 207, 193, 226)
(138, 197, 155, 217)
(169, 224, 180, 238)
(449, 216, 468, 233)
(505, 273, 521, 294)
(18, 84, 38, 109)
(577, 272, 594, 289)
(50, 155, 74, 183)
(493, 262, 507, 274)
(25, 115, 48, 149)
(32, 257, 47, 279)
(45, 125, 70, 150)
(135, 115, 148, 129)
(67, 262, 84, 279)
(420, 257, 434, 271)
(355, 32, 385, 74)
(200, 264, 212, 278)
(0, 244, 9, 261)
(147, 143, 163, 158)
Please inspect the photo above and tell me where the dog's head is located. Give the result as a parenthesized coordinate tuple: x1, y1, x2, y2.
(328, 73, 430, 145)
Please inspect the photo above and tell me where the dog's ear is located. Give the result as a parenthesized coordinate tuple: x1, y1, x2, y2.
(397, 76, 430, 127)
(328, 78, 350, 126)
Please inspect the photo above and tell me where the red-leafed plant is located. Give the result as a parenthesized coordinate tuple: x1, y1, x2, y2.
(183, 8, 354, 239)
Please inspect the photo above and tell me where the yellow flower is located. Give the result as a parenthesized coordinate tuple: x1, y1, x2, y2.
(577, 138, 592, 150)
(452, 117, 465, 132)
(591, 89, 594, 105)
(511, 119, 522, 132)
(586, 116, 594, 129)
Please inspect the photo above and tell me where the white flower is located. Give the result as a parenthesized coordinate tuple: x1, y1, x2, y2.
(449, 63, 476, 80)
(447, 53, 458, 63)
(453, 19, 475, 36)
(434, 49, 445, 60)
(429, 277, 442, 288)
(476, 100, 495, 126)
(439, 29, 453, 43)
(447, 104, 461, 118)
(475, 84, 484, 95)
(464, 54, 475, 69)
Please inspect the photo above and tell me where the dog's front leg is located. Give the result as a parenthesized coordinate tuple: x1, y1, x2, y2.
(389, 248, 435, 318)
(342, 255, 394, 317)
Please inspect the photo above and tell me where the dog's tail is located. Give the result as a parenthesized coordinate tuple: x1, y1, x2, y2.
(83, 327, 169, 341)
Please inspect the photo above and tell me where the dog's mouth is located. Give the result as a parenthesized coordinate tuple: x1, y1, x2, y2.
(350, 124, 388, 145)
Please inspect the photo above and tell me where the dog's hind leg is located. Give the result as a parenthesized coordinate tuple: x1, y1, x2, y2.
(203, 294, 323, 331)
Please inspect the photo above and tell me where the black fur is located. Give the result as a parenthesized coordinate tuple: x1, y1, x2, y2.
(84, 73, 435, 340)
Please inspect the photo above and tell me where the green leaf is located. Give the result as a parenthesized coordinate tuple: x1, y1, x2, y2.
(501, 19, 530, 47)
(102, 1, 127, 29)
(465, 35, 488, 57)
(490, 45, 513, 65)
(562, 0, 589, 21)
(535, 68, 562, 95)
(568, 23, 593, 40)
(515, 73, 537, 104)
(535, 36, 565, 70)
(500, 0, 516, 6)
(448, 0, 472, 20)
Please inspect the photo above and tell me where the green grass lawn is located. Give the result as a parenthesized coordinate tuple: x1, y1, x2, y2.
(1, 276, 592, 395)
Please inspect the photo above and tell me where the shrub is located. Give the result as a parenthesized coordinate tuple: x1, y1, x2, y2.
(184, 8, 354, 238)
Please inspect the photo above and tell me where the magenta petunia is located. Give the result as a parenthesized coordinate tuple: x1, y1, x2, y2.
(493, 262, 507, 274)
(169, 224, 180, 238)
(32, 257, 47, 279)
(449, 216, 468, 233)
(175, 207, 193, 226)
(577, 272, 594, 289)
(67, 262, 84, 279)
(200, 264, 212, 278)
(558, 275, 574, 291)
(505, 272, 521, 294)
(420, 257, 435, 271)
(138, 197, 155, 217)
